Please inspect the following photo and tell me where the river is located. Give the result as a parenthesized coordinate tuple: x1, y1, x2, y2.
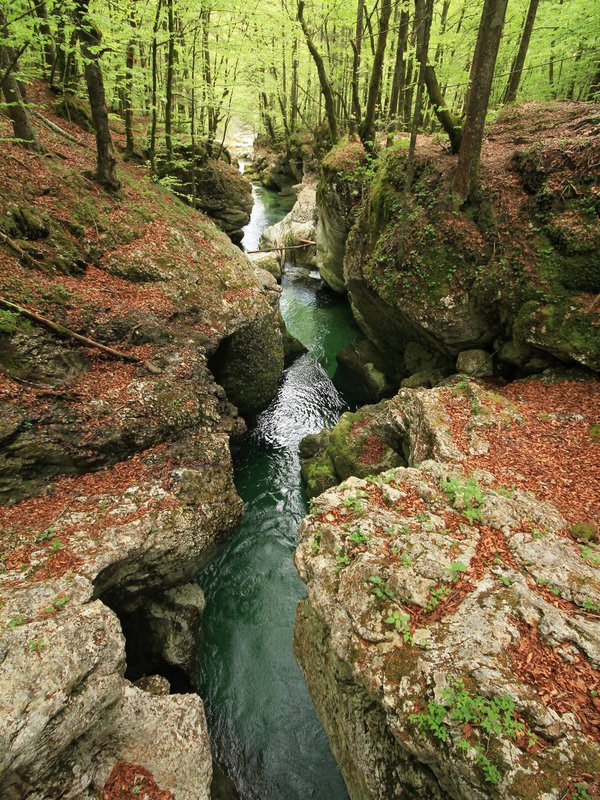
(196, 182, 360, 800)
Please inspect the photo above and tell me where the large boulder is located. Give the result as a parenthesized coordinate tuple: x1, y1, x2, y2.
(295, 462, 600, 800)
(337, 104, 600, 385)
(316, 139, 366, 292)
(157, 144, 253, 244)
(260, 180, 318, 266)
(294, 373, 600, 799)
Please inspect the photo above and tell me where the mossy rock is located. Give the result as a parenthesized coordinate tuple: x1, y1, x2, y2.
(514, 300, 599, 371)
(54, 93, 94, 132)
(569, 522, 598, 544)
(0, 206, 49, 240)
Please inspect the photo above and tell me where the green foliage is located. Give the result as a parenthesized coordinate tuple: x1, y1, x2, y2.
(444, 560, 468, 581)
(384, 609, 413, 644)
(368, 575, 396, 600)
(441, 474, 484, 524)
(410, 680, 526, 784)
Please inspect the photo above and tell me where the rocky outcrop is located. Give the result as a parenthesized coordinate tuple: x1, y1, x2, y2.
(295, 375, 600, 799)
(315, 139, 366, 293)
(0, 102, 288, 800)
(260, 180, 318, 266)
(317, 104, 599, 389)
(157, 144, 253, 244)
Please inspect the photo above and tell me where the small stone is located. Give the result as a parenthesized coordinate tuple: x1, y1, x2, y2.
(456, 349, 493, 377)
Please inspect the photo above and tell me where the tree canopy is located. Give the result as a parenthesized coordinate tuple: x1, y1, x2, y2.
(1, 0, 598, 193)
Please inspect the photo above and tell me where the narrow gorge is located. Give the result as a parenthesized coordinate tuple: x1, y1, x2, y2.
(1, 1, 599, 798)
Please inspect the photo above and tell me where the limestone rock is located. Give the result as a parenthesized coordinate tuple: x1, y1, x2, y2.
(456, 349, 493, 377)
(260, 180, 318, 266)
(294, 463, 600, 800)
(316, 139, 366, 293)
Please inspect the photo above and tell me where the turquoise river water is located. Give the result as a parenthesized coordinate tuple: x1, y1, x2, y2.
(196, 183, 361, 799)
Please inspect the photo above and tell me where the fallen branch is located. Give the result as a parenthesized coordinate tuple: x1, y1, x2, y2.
(0, 297, 140, 363)
(246, 239, 316, 255)
(31, 111, 87, 147)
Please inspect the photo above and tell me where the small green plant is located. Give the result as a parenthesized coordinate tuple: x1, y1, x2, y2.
(28, 638, 44, 654)
(348, 528, 369, 545)
(572, 783, 594, 800)
(582, 598, 598, 612)
(384, 609, 413, 643)
(336, 550, 351, 571)
(368, 575, 396, 600)
(580, 546, 600, 566)
(44, 596, 70, 614)
(34, 528, 55, 543)
(400, 552, 414, 567)
(311, 529, 322, 555)
(499, 575, 512, 587)
(341, 489, 369, 513)
(475, 747, 502, 784)
(441, 474, 484, 524)
(445, 560, 468, 582)
(50, 538, 63, 552)
(7, 615, 26, 628)
(410, 680, 525, 785)
(424, 586, 451, 612)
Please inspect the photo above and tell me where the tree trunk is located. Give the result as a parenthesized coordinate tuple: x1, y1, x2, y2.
(164, 0, 175, 161)
(297, 1, 338, 144)
(503, 0, 540, 103)
(424, 65, 462, 153)
(149, 0, 162, 170)
(453, 0, 508, 202)
(389, 6, 409, 120)
(400, 0, 433, 249)
(124, 0, 137, 157)
(351, 0, 365, 123)
(0, 9, 42, 151)
(359, 0, 393, 143)
(34, 1, 55, 76)
(588, 63, 600, 101)
(73, 0, 120, 190)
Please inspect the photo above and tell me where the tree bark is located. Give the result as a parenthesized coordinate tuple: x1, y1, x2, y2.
(164, 0, 175, 160)
(453, 0, 508, 202)
(388, 6, 409, 120)
(34, 0, 55, 76)
(424, 65, 462, 153)
(73, 0, 120, 190)
(503, 0, 540, 103)
(297, 1, 338, 144)
(124, 0, 137, 157)
(351, 0, 365, 123)
(0, 9, 42, 151)
(359, 0, 393, 143)
(149, 0, 162, 170)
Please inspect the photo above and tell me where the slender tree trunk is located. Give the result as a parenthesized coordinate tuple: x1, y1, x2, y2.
(351, 0, 365, 123)
(424, 65, 462, 153)
(149, 0, 162, 170)
(290, 37, 299, 131)
(297, 1, 338, 143)
(400, 0, 433, 249)
(454, 0, 508, 202)
(359, 0, 393, 143)
(588, 64, 600, 101)
(34, 1, 55, 77)
(566, 47, 582, 100)
(73, 0, 120, 190)
(164, 0, 175, 160)
(389, 6, 409, 120)
(0, 23, 42, 151)
(503, 0, 539, 103)
(124, 0, 137, 157)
